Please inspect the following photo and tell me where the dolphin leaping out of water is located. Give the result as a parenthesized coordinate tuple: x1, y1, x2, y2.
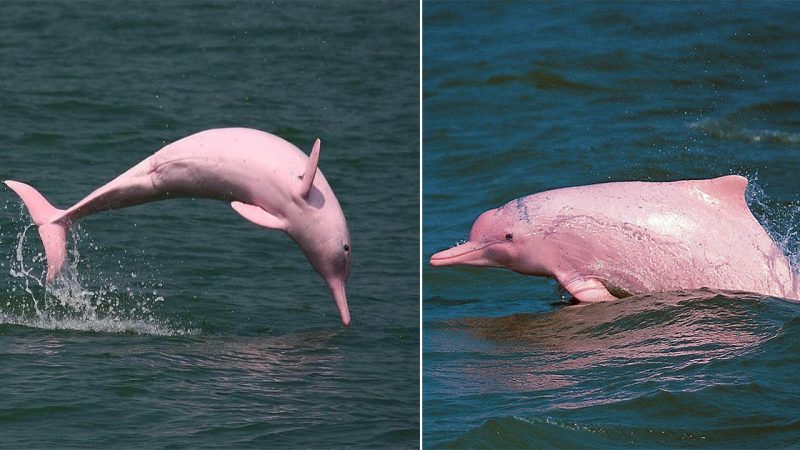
(431, 175, 800, 302)
(5, 127, 352, 326)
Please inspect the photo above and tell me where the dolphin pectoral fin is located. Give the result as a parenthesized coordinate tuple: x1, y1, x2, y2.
(560, 276, 618, 303)
(231, 201, 286, 231)
(297, 138, 320, 199)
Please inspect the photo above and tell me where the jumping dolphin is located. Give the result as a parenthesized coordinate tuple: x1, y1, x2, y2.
(430, 175, 800, 302)
(5, 127, 352, 325)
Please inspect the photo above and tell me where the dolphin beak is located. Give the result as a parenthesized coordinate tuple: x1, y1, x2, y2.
(329, 279, 351, 327)
(430, 241, 496, 267)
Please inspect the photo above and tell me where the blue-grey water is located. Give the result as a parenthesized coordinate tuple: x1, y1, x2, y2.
(0, 1, 419, 448)
(424, 1, 800, 448)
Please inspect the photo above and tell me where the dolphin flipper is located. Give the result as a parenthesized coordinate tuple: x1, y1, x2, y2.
(560, 276, 618, 303)
(231, 201, 286, 230)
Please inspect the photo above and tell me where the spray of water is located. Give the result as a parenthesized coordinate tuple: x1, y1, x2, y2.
(745, 179, 800, 272)
(1, 202, 195, 336)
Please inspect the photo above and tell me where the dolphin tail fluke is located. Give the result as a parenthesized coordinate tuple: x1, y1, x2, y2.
(4, 180, 69, 282)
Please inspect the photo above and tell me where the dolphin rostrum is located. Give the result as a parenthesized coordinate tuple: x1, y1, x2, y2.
(6, 127, 352, 325)
(431, 175, 799, 302)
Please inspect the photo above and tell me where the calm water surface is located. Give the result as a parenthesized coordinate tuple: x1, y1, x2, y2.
(424, 2, 800, 448)
(0, 1, 419, 448)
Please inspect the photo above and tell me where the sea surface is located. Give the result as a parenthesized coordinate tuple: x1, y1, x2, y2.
(0, 1, 419, 448)
(423, 2, 800, 448)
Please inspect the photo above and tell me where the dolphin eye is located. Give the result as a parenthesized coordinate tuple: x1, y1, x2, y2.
(505, 233, 513, 241)
(343, 244, 350, 252)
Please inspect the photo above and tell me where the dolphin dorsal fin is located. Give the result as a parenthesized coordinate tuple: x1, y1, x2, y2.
(298, 138, 321, 199)
(702, 175, 749, 208)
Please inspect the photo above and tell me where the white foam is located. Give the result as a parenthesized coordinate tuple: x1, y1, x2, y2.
(0, 311, 193, 336)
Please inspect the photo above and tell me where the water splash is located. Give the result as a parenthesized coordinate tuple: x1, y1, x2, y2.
(1, 203, 195, 336)
(8, 223, 45, 315)
(745, 180, 800, 271)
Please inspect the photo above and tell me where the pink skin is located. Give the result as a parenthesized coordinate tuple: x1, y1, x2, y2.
(6, 128, 352, 326)
(431, 175, 800, 302)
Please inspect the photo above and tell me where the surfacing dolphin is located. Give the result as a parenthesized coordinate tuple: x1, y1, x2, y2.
(431, 175, 800, 302)
(6, 127, 352, 326)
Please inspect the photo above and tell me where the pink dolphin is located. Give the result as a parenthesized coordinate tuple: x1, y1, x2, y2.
(430, 175, 800, 302)
(5, 127, 352, 326)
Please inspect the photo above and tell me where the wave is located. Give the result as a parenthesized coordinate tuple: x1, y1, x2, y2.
(460, 290, 787, 347)
(486, 69, 612, 93)
(688, 118, 800, 145)
(444, 409, 800, 449)
(431, 291, 800, 448)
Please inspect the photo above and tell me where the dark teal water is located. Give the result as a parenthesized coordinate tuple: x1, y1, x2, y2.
(424, 2, 800, 448)
(0, 2, 419, 448)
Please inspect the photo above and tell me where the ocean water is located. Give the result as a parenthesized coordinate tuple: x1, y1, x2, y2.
(0, 1, 419, 448)
(423, 1, 800, 448)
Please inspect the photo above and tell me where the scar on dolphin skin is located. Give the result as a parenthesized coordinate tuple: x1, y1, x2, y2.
(431, 175, 800, 303)
(5, 127, 353, 326)
(515, 197, 531, 224)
